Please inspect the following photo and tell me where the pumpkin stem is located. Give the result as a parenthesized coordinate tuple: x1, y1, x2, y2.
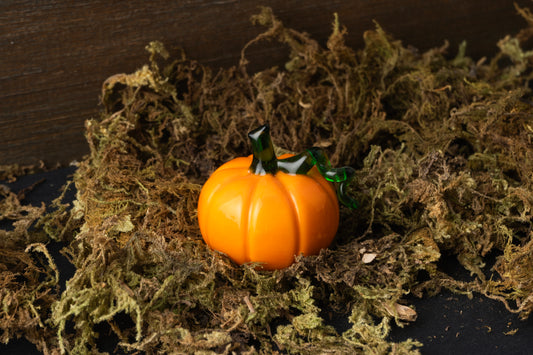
(248, 124, 278, 175)
(278, 148, 357, 209)
(248, 124, 357, 209)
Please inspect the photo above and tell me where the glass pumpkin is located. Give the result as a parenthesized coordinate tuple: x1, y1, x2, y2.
(197, 124, 355, 270)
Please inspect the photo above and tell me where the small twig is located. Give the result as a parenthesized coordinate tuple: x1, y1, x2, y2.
(243, 295, 255, 314)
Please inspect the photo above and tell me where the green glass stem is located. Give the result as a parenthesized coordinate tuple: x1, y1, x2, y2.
(248, 124, 357, 209)
(248, 125, 278, 175)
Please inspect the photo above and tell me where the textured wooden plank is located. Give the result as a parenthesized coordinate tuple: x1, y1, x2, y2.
(0, 0, 529, 165)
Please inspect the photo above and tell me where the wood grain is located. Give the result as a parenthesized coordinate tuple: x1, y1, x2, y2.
(0, 0, 529, 165)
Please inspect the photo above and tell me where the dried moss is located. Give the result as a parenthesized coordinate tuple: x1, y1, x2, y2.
(0, 182, 64, 353)
(0, 162, 48, 183)
(2, 5, 533, 354)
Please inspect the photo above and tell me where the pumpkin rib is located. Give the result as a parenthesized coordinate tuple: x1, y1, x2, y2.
(215, 156, 251, 172)
(242, 176, 260, 264)
(276, 172, 338, 256)
(209, 165, 249, 181)
(309, 169, 338, 213)
(202, 169, 249, 207)
(198, 181, 216, 250)
(198, 171, 251, 253)
(272, 173, 301, 258)
(246, 174, 300, 269)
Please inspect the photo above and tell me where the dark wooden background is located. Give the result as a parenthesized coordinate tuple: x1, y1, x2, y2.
(1, 0, 530, 166)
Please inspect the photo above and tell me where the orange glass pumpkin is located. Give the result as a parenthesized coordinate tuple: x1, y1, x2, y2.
(197, 125, 355, 270)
